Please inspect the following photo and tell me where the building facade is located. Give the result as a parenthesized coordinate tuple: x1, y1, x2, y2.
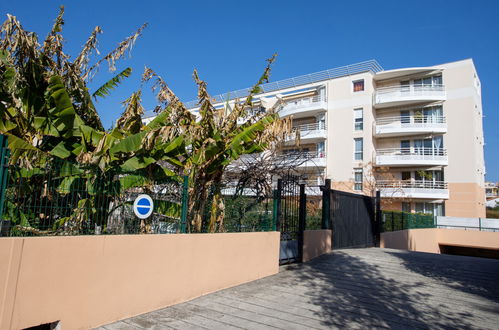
(149, 59, 486, 218)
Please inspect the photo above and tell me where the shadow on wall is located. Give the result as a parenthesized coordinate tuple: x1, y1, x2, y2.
(387, 250, 499, 302)
(284, 251, 486, 328)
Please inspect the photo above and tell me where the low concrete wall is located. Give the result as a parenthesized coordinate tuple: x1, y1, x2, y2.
(381, 228, 499, 254)
(0, 232, 280, 329)
(303, 230, 332, 262)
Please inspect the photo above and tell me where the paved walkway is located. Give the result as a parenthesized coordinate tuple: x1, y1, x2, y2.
(98, 248, 499, 329)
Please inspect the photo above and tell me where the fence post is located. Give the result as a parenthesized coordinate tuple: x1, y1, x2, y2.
(298, 184, 306, 262)
(180, 175, 188, 233)
(321, 179, 331, 229)
(391, 211, 395, 232)
(273, 179, 282, 232)
(375, 190, 381, 246)
(0, 135, 9, 236)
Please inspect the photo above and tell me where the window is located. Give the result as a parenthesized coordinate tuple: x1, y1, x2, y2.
(317, 141, 325, 158)
(354, 168, 363, 191)
(400, 110, 410, 124)
(402, 202, 411, 213)
(354, 138, 363, 160)
(354, 108, 363, 130)
(401, 171, 411, 181)
(415, 202, 444, 216)
(400, 140, 410, 154)
(353, 79, 364, 92)
(411, 75, 442, 87)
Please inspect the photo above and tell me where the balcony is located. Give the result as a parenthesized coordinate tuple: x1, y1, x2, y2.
(285, 123, 327, 144)
(375, 148, 448, 166)
(374, 85, 446, 108)
(279, 95, 327, 118)
(279, 151, 327, 169)
(377, 180, 449, 199)
(374, 116, 447, 137)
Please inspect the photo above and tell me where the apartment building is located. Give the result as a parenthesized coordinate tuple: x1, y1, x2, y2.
(485, 182, 498, 200)
(147, 59, 486, 218)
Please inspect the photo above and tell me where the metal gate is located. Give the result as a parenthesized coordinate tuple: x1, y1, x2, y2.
(327, 188, 378, 249)
(275, 175, 306, 264)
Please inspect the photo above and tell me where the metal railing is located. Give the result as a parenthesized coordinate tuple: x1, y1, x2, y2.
(183, 60, 383, 109)
(293, 122, 327, 132)
(374, 84, 445, 104)
(376, 84, 445, 95)
(377, 180, 448, 190)
(281, 94, 326, 112)
(376, 147, 447, 156)
(281, 151, 326, 159)
(375, 115, 446, 126)
(382, 211, 435, 232)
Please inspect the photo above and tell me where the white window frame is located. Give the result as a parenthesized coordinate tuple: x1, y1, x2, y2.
(354, 138, 363, 161)
(354, 108, 363, 131)
(354, 168, 363, 191)
(352, 79, 365, 92)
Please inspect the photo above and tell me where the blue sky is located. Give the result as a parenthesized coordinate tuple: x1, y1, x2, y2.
(1, 0, 498, 180)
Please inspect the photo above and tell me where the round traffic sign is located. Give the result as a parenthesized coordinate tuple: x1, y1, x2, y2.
(133, 194, 154, 219)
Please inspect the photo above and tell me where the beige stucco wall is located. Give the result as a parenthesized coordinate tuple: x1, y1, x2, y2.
(302, 229, 332, 262)
(446, 182, 486, 217)
(326, 72, 375, 183)
(0, 232, 280, 330)
(380, 228, 499, 254)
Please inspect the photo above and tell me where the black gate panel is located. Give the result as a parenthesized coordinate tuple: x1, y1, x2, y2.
(277, 175, 306, 264)
(329, 189, 377, 249)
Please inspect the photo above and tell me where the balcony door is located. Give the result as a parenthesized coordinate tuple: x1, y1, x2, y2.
(400, 110, 410, 124)
(317, 141, 325, 158)
(316, 113, 326, 130)
(423, 106, 443, 123)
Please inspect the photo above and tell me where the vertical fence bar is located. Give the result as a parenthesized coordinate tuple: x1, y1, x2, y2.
(375, 190, 381, 245)
(0, 135, 9, 236)
(273, 179, 282, 232)
(298, 183, 306, 262)
(180, 175, 188, 233)
(391, 211, 395, 232)
(321, 179, 331, 229)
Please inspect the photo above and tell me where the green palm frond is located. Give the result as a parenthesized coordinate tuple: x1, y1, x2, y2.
(92, 67, 132, 100)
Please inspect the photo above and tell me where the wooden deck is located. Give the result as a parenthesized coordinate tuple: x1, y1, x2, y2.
(98, 248, 499, 329)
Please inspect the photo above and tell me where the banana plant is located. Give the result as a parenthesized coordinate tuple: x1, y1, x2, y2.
(141, 55, 294, 232)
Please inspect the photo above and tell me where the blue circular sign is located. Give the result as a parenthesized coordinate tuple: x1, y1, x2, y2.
(133, 194, 154, 219)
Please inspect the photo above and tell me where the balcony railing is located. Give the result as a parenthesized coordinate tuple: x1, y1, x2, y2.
(376, 115, 446, 126)
(279, 151, 327, 168)
(375, 147, 448, 166)
(374, 84, 446, 106)
(294, 122, 327, 132)
(377, 180, 448, 190)
(374, 116, 447, 136)
(377, 180, 449, 199)
(279, 94, 327, 116)
(285, 122, 327, 142)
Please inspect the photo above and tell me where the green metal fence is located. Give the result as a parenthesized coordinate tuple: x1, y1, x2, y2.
(0, 137, 275, 237)
(382, 210, 435, 232)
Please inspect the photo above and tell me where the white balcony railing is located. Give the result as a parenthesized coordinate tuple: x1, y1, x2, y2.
(374, 84, 446, 106)
(280, 95, 327, 117)
(377, 180, 449, 199)
(375, 147, 448, 166)
(280, 151, 327, 168)
(294, 122, 327, 132)
(285, 122, 327, 142)
(374, 116, 447, 136)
